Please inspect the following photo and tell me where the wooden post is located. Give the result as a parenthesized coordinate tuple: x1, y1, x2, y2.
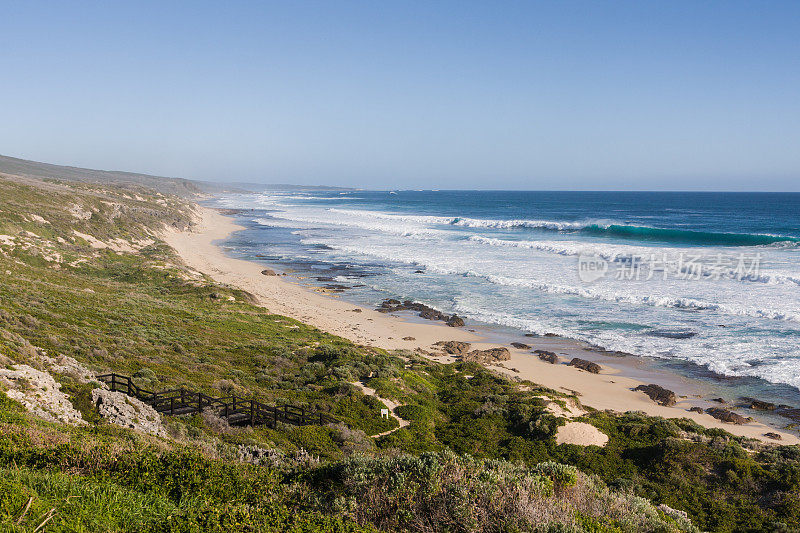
(170, 397, 175, 416)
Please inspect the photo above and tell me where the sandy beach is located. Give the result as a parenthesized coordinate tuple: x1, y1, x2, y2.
(163, 205, 800, 444)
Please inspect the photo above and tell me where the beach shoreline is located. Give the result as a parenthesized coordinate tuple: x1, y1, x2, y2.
(162, 204, 800, 444)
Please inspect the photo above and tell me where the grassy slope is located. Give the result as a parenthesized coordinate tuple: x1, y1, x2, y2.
(0, 175, 797, 531)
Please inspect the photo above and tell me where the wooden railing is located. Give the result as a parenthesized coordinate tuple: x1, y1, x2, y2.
(95, 373, 338, 428)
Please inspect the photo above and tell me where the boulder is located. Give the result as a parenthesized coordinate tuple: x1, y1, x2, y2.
(446, 315, 465, 327)
(763, 432, 782, 440)
(92, 388, 167, 437)
(510, 342, 531, 350)
(742, 397, 776, 410)
(689, 406, 704, 413)
(634, 384, 677, 407)
(462, 347, 511, 364)
(434, 341, 472, 355)
(706, 407, 748, 425)
(261, 269, 277, 276)
(534, 350, 559, 364)
(569, 358, 601, 374)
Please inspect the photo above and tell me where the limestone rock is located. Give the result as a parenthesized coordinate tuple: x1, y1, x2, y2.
(0, 365, 85, 425)
(92, 388, 166, 437)
(462, 347, 511, 364)
(434, 341, 472, 355)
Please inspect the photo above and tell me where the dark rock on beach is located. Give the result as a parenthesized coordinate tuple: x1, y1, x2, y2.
(763, 432, 782, 440)
(462, 347, 511, 364)
(434, 341, 472, 355)
(569, 358, 601, 374)
(706, 407, 749, 425)
(534, 350, 558, 364)
(377, 299, 465, 327)
(741, 397, 776, 411)
(446, 315, 465, 327)
(689, 407, 704, 413)
(634, 384, 677, 407)
(510, 342, 531, 350)
(261, 269, 277, 276)
(711, 398, 726, 404)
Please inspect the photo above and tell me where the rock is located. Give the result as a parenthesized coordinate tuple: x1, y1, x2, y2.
(711, 397, 726, 404)
(524, 333, 537, 337)
(689, 407, 704, 413)
(706, 407, 749, 425)
(402, 336, 416, 341)
(544, 333, 559, 337)
(376, 299, 463, 326)
(92, 388, 166, 437)
(39, 354, 94, 383)
(351, 308, 362, 313)
(569, 358, 601, 374)
(510, 342, 531, 350)
(0, 365, 85, 425)
(261, 269, 277, 276)
(462, 347, 511, 364)
(446, 315, 465, 327)
(434, 341, 472, 355)
(633, 384, 677, 407)
(763, 432, 782, 440)
(742, 397, 776, 410)
(535, 350, 559, 364)
(414, 270, 425, 274)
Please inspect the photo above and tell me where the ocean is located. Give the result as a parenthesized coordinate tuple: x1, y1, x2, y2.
(212, 190, 800, 395)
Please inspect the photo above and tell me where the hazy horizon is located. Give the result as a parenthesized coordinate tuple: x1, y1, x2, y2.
(2, 1, 799, 191)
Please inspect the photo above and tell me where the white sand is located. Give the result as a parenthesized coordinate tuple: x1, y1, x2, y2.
(162, 206, 800, 446)
(556, 422, 609, 447)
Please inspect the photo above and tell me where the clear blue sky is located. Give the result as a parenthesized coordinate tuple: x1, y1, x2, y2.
(1, 1, 799, 190)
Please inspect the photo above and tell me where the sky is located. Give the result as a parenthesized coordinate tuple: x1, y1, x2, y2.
(1, 1, 799, 190)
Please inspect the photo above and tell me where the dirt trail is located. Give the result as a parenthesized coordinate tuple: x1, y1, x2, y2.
(351, 381, 410, 437)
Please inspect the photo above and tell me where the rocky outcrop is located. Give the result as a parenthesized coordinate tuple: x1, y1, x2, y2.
(377, 299, 464, 327)
(434, 341, 472, 355)
(633, 384, 677, 407)
(569, 358, 601, 374)
(462, 347, 511, 364)
(0, 365, 85, 425)
(39, 353, 94, 383)
(689, 407, 704, 413)
(741, 397, 776, 411)
(706, 407, 749, 425)
(763, 432, 782, 440)
(534, 350, 559, 364)
(510, 342, 531, 350)
(92, 388, 166, 437)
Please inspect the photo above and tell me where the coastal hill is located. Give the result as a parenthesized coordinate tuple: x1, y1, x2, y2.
(0, 167, 799, 531)
(0, 153, 356, 197)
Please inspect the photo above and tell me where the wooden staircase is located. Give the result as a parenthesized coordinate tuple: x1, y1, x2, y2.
(96, 373, 338, 428)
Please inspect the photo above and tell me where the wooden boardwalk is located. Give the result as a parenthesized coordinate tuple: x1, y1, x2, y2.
(96, 373, 338, 428)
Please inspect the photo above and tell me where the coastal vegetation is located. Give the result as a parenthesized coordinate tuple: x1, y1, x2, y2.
(1, 174, 799, 531)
